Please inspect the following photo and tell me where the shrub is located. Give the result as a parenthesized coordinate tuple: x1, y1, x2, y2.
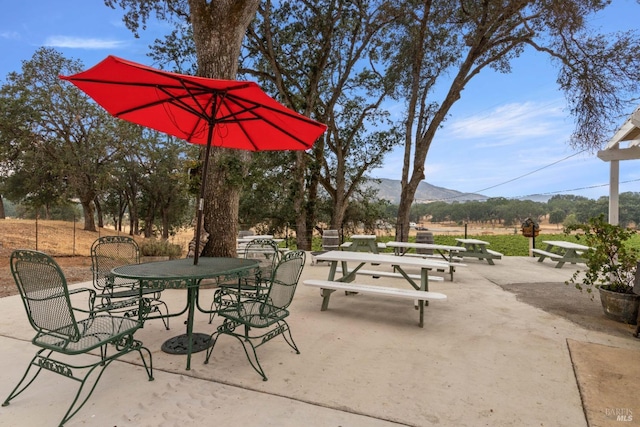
(565, 214, 639, 294)
(139, 238, 183, 259)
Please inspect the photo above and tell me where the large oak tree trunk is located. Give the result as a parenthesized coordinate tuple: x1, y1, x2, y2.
(80, 198, 97, 232)
(189, 0, 260, 257)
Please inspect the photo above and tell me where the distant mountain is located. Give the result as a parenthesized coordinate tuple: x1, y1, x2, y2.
(517, 194, 553, 203)
(364, 178, 487, 204)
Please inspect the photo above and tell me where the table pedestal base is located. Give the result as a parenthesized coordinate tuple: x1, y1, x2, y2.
(161, 333, 211, 354)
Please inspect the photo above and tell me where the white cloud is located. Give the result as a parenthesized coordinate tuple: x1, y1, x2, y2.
(1, 31, 20, 40)
(44, 36, 125, 49)
(443, 101, 568, 144)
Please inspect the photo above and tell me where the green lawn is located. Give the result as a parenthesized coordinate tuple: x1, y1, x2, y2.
(310, 233, 640, 257)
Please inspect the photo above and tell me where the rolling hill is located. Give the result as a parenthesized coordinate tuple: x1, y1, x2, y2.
(365, 178, 487, 204)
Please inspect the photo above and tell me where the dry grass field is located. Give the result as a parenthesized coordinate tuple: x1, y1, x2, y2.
(0, 219, 192, 298)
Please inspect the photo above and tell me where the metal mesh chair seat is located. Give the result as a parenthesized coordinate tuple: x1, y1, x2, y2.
(3, 249, 153, 426)
(205, 250, 305, 381)
(33, 315, 141, 354)
(216, 301, 289, 329)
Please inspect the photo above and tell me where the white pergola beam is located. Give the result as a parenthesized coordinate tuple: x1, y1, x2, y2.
(597, 144, 640, 161)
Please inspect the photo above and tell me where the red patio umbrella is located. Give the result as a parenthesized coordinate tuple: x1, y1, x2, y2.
(60, 55, 326, 264)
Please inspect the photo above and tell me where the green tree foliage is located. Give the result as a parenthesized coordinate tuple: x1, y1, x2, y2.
(391, 1, 640, 242)
(548, 209, 567, 228)
(1, 49, 195, 236)
(242, 0, 402, 247)
(127, 130, 193, 239)
(0, 48, 118, 231)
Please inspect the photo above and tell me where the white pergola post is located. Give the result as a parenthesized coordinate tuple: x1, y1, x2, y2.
(608, 160, 619, 225)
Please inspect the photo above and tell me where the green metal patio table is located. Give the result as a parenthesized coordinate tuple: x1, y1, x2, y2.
(112, 257, 259, 370)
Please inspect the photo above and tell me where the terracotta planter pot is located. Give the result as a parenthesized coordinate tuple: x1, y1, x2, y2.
(598, 285, 640, 325)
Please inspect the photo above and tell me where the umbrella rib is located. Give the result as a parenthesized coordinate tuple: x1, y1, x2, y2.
(223, 94, 321, 149)
(178, 80, 221, 140)
(120, 86, 212, 119)
(225, 92, 324, 126)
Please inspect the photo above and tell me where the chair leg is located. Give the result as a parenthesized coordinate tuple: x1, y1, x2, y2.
(2, 349, 48, 408)
(134, 298, 171, 330)
(133, 341, 155, 381)
(60, 354, 115, 425)
(236, 333, 268, 381)
(279, 320, 300, 354)
(155, 300, 170, 330)
(59, 339, 154, 426)
(4, 339, 153, 426)
(204, 323, 268, 381)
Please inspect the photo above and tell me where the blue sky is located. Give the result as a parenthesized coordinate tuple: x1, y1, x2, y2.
(2, 1, 639, 201)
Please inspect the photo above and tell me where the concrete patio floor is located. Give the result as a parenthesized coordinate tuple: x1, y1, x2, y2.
(1, 254, 638, 426)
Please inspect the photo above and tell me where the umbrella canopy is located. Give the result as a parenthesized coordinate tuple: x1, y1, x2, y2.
(60, 55, 326, 151)
(60, 55, 327, 263)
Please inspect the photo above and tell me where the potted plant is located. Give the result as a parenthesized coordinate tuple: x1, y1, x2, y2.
(565, 214, 640, 325)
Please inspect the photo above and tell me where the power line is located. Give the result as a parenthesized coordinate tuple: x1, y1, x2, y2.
(465, 148, 589, 194)
(430, 148, 622, 202)
(519, 178, 640, 198)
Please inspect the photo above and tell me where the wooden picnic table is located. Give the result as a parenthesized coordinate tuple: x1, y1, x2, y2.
(307, 251, 451, 327)
(532, 240, 590, 268)
(385, 241, 466, 280)
(455, 238, 503, 265)
(340, 234, 386, 253)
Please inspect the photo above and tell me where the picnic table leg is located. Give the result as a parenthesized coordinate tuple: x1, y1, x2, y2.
(479, 247, 495, 265)
(418, 300, 424, 328)
(538, 243, 553, 263)
(441, 250, 455, 281)
(555, 249, 572, 268)
(327, 261, 338, 280)
(320, 288, 335, 311)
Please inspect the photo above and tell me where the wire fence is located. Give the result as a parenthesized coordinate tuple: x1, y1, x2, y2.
(0, 219, 191, 258)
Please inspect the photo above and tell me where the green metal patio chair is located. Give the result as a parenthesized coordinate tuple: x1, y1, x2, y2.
(204, 250, 305, 381)
(208, 238, 281, 323)
(91, 235, 169, 329)
(3, 249, 153, 426)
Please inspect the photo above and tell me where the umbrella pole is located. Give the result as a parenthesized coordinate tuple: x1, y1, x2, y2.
(193, 124, 215, 265)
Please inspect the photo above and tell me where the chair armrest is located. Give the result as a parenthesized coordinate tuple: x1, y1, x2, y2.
(68, 287, 97, 313)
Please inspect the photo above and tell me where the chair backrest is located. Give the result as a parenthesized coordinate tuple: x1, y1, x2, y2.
(244, 238, 280, 281)
(91, 236, 140, 290)
(10, 249, 80, 340)
(263, 250, 306, 309)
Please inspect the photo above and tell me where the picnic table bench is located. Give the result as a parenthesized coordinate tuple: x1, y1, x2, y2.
(303, 279, 446, 327)
(334, 267, 445, 282)
(533, 240, 589, 268)
(455, 238, 503, 265)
